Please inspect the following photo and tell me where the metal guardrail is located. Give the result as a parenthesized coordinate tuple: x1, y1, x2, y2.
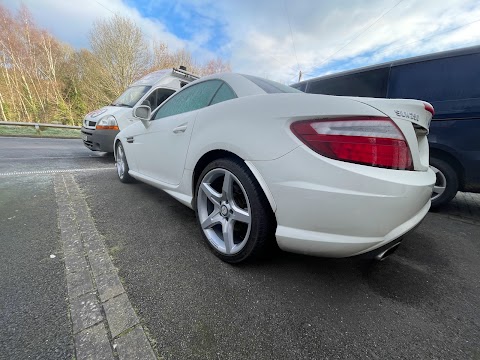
(0, 121, 81, 129)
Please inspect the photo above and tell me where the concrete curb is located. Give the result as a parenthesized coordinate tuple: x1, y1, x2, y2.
(54, 173, 157, 360)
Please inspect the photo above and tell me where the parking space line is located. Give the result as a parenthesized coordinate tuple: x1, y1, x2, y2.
(0, 168, 113, 176)
(54, 173, 156, 360)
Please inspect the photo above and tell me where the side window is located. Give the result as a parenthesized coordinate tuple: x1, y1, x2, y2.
(209, 83, 237, 106)
(308, 68, 389, 97)
(142, 88, 175, 110)
(154, 80, 223, 120)
(388, 54, 480, 101)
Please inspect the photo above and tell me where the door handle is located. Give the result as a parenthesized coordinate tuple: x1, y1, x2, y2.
(173, 124, 187, 133)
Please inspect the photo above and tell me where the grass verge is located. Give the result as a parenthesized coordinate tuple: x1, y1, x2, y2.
(0, 125, 81, 138)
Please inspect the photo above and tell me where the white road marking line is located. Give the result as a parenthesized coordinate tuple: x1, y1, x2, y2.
(0, 168, 113, 176)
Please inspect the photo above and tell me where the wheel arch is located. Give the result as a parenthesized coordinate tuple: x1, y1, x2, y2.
(113, 138, 122, 160)
(192, 149, 277, 212)
(430, 147, 465, 191)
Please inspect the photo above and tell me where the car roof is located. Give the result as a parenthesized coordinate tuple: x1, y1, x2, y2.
(131, 68, 199, 87)
(293, 45, 480, 86)
(184, 73, 267, 98)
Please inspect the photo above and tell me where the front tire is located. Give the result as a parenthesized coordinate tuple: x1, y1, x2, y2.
(115, 142, 134, 183)
(194, 158, 275, 263)
(430, 157, 459, 209)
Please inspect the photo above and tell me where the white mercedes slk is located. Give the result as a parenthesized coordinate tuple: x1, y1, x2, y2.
(114, 73, 435, 263)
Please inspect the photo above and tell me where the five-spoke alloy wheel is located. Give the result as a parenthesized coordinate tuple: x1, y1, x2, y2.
(195, 158, 275, 263)
(430, 157, 458, 209)
(115, 142, 134, 183)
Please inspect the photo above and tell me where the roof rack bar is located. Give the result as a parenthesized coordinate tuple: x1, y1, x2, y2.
(173, 67, 200, 80)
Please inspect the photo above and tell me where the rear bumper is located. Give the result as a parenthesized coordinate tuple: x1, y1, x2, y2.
(81, 127, 118, 153)
(275, 200, 430, 258)
(250, 146, 435, 258)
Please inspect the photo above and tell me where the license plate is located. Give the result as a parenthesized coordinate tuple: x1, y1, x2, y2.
(82, 134, 88, 141)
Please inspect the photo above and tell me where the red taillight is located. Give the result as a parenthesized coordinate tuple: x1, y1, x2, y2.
(291, 117, 413, 170)
(424, 103, 435, 116)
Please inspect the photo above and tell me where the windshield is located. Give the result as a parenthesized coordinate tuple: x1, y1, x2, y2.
(242, 74, 302, 94)
(112, 85, 152, 107)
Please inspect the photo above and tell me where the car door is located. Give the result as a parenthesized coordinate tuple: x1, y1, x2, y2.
(131, 80, 224, 185)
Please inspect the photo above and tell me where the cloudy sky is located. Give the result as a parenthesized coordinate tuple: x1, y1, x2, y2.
(4, 0, 480, 83)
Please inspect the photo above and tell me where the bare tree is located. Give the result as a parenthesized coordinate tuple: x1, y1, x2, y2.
(149, 43, 200, 74)
(0, 4, 71, 122)
(89, 15, 151, 95)
(0, 4, 235, 125)
(200, 57, 231, 75)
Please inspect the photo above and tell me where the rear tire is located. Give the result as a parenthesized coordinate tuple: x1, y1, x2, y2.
(194, 158, 276, 263)
(430, 157, 458, 209)
(115, 142, 134, 183)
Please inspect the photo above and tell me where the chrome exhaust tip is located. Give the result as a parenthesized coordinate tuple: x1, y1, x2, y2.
(374, 242, 401, 261)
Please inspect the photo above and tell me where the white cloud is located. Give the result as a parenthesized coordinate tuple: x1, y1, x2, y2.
(211, 0, 480, 82)
(3, 0, 480, 83)
(2, 0, 186, 50)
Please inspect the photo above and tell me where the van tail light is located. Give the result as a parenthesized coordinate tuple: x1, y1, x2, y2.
(290, 116, 413, 170)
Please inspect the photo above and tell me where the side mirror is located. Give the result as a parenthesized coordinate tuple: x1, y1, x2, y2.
(133, 105, 151, 127)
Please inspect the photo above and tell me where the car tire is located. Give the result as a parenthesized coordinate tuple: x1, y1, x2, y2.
(115, 142, 134, 183)
(194, 158, 276, 263)
(430, 157, 458, 209)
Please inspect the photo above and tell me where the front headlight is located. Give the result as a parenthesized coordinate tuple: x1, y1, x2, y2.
(96, 115, 119, 130)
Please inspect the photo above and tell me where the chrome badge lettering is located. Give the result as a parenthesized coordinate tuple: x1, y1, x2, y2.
(394, 110, 420, 121)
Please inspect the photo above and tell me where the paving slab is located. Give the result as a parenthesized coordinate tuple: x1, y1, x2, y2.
(103, 293, 140, 338)
(115, 326, 157, 360)
(74, 323, 115, 360)
(96, 271, 126, 303)
(70, 292, 104, 334)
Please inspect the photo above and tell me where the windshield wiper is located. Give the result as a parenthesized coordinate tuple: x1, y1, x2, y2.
(111, 103, 132, 108)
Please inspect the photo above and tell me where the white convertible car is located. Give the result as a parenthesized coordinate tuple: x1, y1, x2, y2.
(114, 73, 435, 263)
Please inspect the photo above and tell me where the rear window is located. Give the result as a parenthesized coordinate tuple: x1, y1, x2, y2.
(306, 68, 389, 98)
(291, 82, 307, 92)
(242, 75, 302, 94)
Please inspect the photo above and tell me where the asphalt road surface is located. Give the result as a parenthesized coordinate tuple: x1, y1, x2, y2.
(1, 137, 479, 360)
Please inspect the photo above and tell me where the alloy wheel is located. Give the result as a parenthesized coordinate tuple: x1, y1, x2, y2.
(116, 145, 125, 179)
(431, 165, 446, 201)
(197, 168, 252, 255)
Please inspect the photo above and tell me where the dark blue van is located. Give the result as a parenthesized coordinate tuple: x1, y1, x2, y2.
(292, 46, 480, 208)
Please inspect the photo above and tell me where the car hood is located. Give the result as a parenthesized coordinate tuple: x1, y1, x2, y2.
(84, 106, 131, 121)
(83, 106, 133, 129)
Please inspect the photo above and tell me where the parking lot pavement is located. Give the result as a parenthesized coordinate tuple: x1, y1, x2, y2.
(76, 170, 480, 360)
(0, 137, 113, 174)
(1, 137, 479, 359)
(0, 137, 114, 360)
(0, 175, 73, 359)
(439, 192, 480, 224)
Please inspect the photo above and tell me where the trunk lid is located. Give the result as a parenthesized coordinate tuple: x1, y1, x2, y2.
(350, 98, 433, 130)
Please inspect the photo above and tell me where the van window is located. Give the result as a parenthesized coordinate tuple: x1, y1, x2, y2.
(112, 85, 151, 107)
(388, 54, 480, 101)
(307, 68, 389, 97)
(142, 88, 175, 110)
